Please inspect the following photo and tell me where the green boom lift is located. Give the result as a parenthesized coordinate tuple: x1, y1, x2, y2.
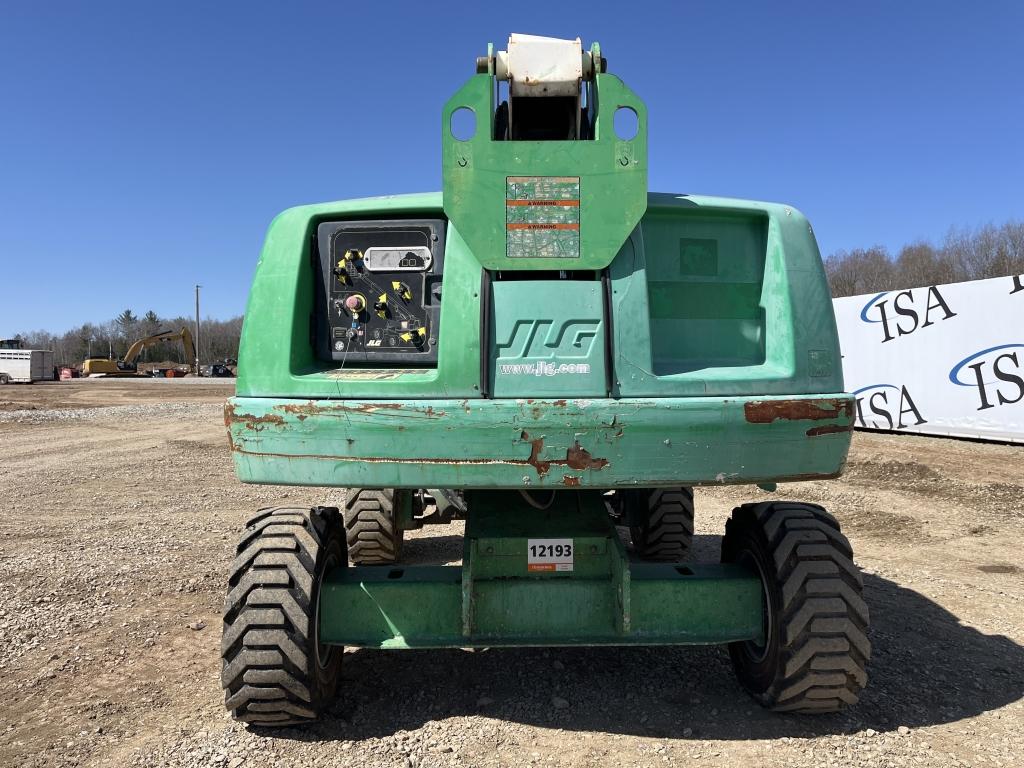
(222, 34, 868, 725)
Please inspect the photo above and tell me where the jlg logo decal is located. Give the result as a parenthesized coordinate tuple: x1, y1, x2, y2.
(860, 286, 957, 343)
(495, 319, 601, 360)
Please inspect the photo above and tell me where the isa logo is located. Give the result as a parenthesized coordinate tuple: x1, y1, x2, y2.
(860, 286, 957, 343)
(949, 344, 1024, 411)
(853, 384, 927, 430)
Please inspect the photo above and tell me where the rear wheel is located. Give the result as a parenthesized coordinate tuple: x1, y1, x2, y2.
(721, 501, 870, 713)
(343, 489, 407, 565)
(221, 506, 343, 726)
(627, 487, 695, 561)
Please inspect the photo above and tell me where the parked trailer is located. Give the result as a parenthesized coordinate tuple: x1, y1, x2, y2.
(0, 349, 55, 384)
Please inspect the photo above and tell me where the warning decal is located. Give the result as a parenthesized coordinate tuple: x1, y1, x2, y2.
(506, 177, 580, 259)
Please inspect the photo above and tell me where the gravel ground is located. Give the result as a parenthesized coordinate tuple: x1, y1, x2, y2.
(1, 380, 1022, 767)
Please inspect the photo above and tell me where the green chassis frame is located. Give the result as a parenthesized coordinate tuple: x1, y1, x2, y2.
(319, 491, 764, 649)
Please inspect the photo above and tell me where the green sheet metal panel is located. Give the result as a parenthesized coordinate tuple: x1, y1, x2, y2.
(643, 210, 768, 374)
(489, 280, 606, 397)
(610, 195, 844, 398)
(226, 393, 854, 489)
(441, 73, 647, 271)
(233, 193, 842, 403)
(235, 194, 483, 401)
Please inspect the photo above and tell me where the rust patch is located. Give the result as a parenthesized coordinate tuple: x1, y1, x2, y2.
(744, 398, 854, 424)
(224, 402, 286, 431)
(565, 442, 609, 471)
(562, 475, 581, 487)
(526, 436, 550, 476)
(517, 431, 608, 477)
(806, 423, 854, 437)
(277, 401, 444, 418)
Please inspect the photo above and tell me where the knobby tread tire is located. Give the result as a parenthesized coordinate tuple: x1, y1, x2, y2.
(343, 489, 404, 565)
(631, 487, 695, 562)
(221, 506, 343, 726)
(722, 501, 870, 714)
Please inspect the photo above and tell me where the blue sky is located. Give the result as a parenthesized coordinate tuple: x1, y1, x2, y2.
(1, 2, 1021, 332)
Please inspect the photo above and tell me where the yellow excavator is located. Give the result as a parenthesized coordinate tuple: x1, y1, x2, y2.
(82, 328, 196, 377)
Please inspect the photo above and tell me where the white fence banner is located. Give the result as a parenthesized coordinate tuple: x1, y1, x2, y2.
(833, 274, 1024, 443)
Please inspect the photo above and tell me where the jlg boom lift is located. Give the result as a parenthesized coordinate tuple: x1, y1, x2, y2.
(221, 35, 868, 725)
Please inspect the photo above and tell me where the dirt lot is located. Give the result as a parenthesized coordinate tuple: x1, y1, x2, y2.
(1, 379, 1022, 768)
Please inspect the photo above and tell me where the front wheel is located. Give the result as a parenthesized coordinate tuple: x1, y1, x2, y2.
(626, 487, 695, 562)
(221, 507, 344, 726)
(721, 501, 870, 713)
(343, 488, 407, 565)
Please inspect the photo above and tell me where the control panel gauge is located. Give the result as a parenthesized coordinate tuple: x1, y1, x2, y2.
(363, 246, 433, 272)
(314, 219, 445, 366)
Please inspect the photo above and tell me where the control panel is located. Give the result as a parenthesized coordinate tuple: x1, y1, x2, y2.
(315, 219, 445, 365)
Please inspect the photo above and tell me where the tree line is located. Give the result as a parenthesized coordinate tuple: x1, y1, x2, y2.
(824, 220, 1024, 298)
(14, 310, 243, 368)
(11, 219, 1023, 363)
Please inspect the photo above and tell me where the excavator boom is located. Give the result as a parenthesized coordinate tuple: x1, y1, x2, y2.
(83, 327, 196, 376)
(123, 328, 195, 368)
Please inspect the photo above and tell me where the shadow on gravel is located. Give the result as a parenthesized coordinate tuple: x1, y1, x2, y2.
(401, 535, 464, 566)
(272, 539, 1024, 743)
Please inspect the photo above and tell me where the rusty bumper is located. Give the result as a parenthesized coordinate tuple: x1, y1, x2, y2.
(225, 394, 854, 489)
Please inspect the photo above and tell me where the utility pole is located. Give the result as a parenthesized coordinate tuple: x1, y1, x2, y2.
(194, 284, 202, 375)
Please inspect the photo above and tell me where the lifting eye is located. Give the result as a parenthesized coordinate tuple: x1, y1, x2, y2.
(450, 107, 476, 141)
(613, 106, 639, 140)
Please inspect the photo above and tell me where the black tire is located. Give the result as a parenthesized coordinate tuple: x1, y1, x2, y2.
(721, 501, 870, 713)
(222, 507, 344, 726)
(629, 487, 695, 562)
(343, 489, 406, 565)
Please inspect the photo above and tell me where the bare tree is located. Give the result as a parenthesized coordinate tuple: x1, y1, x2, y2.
(825, 220, 1023, 296)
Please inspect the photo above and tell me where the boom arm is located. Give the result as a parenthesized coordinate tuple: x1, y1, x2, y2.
(123, 328, 196, 371)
